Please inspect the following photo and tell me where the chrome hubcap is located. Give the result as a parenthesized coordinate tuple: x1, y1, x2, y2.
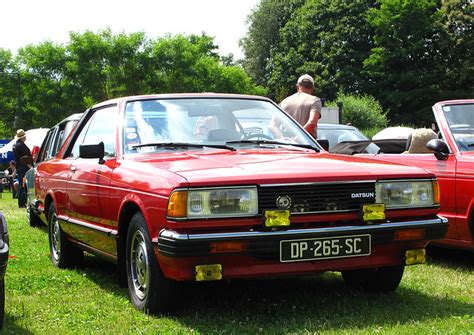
(51, 214, 61, 261)
(130, 230, 149, 300)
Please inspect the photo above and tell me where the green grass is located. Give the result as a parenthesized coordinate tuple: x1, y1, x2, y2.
(1, 192, 473, 334)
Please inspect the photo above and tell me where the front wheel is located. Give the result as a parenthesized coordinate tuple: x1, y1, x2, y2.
(48, 203, 83, 268)
(126, 212, 179, 314)
(342, 265, 405, 293)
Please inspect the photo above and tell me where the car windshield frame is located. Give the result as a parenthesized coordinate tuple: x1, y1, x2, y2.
(442, 103, 474, 152)
(122, 97, 320, 154)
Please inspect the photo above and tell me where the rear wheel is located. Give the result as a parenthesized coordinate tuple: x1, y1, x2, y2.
(48, 203, 83, 268)
(342, 265, 405, 293)
(126, 212, 179, 314)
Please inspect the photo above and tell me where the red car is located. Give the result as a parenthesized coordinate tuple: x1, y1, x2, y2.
(33, 94, 447, 313)
(333, 100, 473, 251)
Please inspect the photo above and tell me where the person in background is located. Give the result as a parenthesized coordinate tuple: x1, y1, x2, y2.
(12, 129, 31, 207)
(279, 74, 322, 138)
(6, 161, 18, 198)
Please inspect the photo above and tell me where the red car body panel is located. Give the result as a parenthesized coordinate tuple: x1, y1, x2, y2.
(33, 94, 447, 284)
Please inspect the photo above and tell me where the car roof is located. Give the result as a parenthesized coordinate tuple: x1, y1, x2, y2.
(92, 93, 273, 109)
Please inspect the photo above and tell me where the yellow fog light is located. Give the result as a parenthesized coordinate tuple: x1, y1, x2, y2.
(264, 210, 291, 227)
(405, 249, 426, 265)
(362, 204, 386, 222)
(195, 264, 223, 281)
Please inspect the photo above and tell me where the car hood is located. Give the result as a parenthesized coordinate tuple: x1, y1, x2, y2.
(129, 149, 433, 186)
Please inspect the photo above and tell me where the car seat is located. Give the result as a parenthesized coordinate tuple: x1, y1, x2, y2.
(404, 128, 438, 154)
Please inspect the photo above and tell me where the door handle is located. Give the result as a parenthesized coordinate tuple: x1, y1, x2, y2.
(70, 166, 77, 172)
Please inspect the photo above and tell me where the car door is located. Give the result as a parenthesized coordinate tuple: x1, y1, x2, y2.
(65, 105, 119, 257)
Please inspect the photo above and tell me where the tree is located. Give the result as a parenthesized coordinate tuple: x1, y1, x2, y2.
(0, 31, 264, 133)
(240, 0, 306, 88)
(363, 0, 445, 125)
(0, 49, 19, 135)
(438, 0, 473, 99)
(17, 42, 70, 128)
(266, 0, 377, 101)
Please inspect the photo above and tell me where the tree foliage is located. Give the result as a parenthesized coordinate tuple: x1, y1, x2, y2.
(332, 93, 388, 130)
(0, 31, 265, 134)
(240, 0, 305, 87)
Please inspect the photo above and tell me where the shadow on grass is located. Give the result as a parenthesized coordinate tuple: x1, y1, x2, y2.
(174, 274, 473, 333)
(427, 246, 474, 270)
(2, 314, 35, 334)
(73, 254, 473, 333)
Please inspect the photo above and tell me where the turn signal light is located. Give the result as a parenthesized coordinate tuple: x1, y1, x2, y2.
(195, 264, 222, 281)
(167, 190, 187, 218)
(405, 248, 426, 265)
(210, 241, 247, 254)
(432, 180, 440, 205)
(394, 228, 425, 241)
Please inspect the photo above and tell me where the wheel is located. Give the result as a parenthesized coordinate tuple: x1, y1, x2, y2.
(27, 194, 42, 227)
(342, 265, 405, 293)
(243, 133, 273, 140)
(0, 279, 4, 330)
(48, 203, 83, 268)
(126, 212, 179, 314)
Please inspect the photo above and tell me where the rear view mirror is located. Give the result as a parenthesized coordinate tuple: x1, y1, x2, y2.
(80, 142, 105, 164)
(426, 139, 449, 160)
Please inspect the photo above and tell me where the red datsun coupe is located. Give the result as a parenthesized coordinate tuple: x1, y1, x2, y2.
(31, 94, 447, 313)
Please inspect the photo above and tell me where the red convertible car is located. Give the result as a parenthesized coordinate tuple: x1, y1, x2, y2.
(31, 94, 447, 313)
(332, 99, 474, 251)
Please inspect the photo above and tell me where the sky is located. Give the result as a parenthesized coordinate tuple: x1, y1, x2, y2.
(1, 0, 260, 60)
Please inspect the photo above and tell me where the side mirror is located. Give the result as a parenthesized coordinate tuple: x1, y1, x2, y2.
(79, 142, 105, 164)
(317, 139, 330, 151)
(426, 139, 449, 161)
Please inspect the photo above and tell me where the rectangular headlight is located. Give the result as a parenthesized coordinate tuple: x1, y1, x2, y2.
(375, 179, 436, 209)
(175, 187, 258, 219)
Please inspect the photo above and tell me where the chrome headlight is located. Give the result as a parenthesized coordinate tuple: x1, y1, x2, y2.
(375, 179, 439, 209)
(168, 187, 258, 219)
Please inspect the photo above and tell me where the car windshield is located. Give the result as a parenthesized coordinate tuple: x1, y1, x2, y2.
(443, 103, 474, 152)
(123, 98, 317, 153)
(318, 127, 368, 149)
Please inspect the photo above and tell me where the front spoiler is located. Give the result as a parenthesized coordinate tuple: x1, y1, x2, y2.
(156, 216, 448, 259)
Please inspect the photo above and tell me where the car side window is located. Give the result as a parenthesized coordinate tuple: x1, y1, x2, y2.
(36, 130, 55, 163)
(71, 106, 119, 158)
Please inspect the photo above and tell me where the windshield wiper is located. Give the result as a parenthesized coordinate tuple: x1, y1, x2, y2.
(133, 142, 236, 151)
(226, 139, 320, 152)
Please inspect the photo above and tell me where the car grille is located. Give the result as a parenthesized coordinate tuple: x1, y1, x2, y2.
(258, 181, 376, 214)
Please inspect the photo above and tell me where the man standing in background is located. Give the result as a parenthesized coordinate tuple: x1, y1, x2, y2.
(12, 129, 31, 208)
(280, 74, 322, 138)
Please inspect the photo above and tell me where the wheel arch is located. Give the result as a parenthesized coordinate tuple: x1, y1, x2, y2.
(117, 201, 142, 287)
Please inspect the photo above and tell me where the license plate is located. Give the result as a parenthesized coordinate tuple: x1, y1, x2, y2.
(280, 234, 371, 263)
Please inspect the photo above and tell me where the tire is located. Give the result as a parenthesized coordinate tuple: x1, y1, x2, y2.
(27, 195, 42, 227)
(48, 203, 83, 268)
(342, 265, 405, 293)
(126, 212, 179, 314)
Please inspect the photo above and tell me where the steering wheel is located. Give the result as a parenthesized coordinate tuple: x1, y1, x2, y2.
(243, 133, 273, 140)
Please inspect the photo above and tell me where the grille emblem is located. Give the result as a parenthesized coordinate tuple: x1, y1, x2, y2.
(276, 195, 292, 210)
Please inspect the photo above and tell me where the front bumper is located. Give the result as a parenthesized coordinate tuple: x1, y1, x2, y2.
(157, 216, 448, 258)
(155, 216, 447, 281)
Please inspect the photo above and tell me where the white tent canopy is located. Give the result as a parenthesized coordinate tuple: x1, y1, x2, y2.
(0, 128, 49, 155)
